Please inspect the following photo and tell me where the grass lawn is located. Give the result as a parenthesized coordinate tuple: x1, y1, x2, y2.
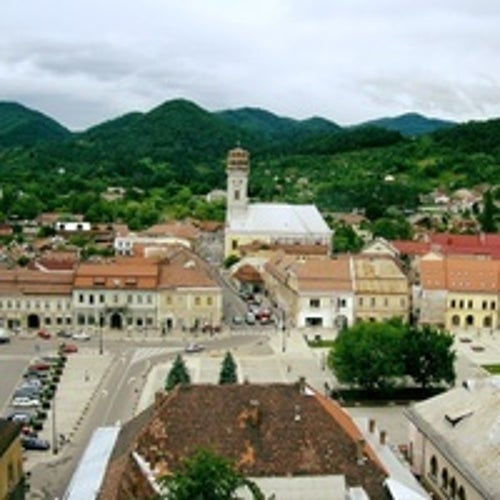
(482, 364, 500, 374)
(307, 339, 335, 348)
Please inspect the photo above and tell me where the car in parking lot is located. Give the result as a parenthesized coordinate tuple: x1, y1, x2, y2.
(27, 361, 51, 372)
(61, 343, 78, 354)
(21, 436, 50, 451)
(13, 387, 41, 399)
(232, 315, 244, 325)
(0, 328, 11, 344)
(56, 330, 72, 338)
(6, 411, 33, 424)
(37, 330, 51, 340)
(72, 331, 91, 341)
(11, 396, 40, 408)
(185, 343, 204, 353)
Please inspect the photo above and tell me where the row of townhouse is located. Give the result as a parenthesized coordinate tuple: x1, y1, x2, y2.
(417, 255, 499, 333)
(263, 252, 410, 329)
(0, 247, 223, 334)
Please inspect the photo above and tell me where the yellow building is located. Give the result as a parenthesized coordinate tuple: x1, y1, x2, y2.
(353, 255, 410, 323)
(224, 147, 331, 258)
(0, 419, 24, 499)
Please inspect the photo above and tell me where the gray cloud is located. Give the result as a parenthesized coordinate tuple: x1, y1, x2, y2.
(1, 1, 500, 129)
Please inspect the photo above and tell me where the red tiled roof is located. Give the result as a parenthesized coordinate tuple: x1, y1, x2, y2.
(233, 264, 262, 283)
(99, 383, 387, 499)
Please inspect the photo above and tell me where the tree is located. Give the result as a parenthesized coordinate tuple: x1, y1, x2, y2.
(165, 355, 191, 391)
(328, 319, 405, 391)
(158, 448, 264, 500)
(479, 189, 497, 232)
(403, 325, 456, 388)
(219, 352, 238, 384)
(332, 223, 364, 253)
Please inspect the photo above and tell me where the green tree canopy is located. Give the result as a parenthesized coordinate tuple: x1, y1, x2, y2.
(479, 189, 498, 232)
(165, 354, 191, 391)
(158, 448, 264, 500)
(329, 319, 456, 391)
(402, 325, 456, 388)
(332, 223, 364, 253)
(328, 319, 405, 391)
(219, 352, 238, 384)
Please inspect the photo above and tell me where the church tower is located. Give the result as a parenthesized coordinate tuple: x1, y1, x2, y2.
(226, 146, 249, 221)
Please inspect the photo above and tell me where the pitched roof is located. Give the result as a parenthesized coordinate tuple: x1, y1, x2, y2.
(353, 256, 409, 294)
(0, 268, 75, 295)
(420, 257, 500, 293)
(228, 203, 331, 236)
(99, 383, 387, 499)
(74, 259, 159, 290)
(295, 257, 353, 293)
(233, 264, 262, 283)
(406, 377, 500, 499)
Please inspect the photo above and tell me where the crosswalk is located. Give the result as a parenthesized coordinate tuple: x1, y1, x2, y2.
(129, 347, 180, 366)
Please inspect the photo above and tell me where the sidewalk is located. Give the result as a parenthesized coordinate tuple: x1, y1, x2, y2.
(25, 348, 115, 472)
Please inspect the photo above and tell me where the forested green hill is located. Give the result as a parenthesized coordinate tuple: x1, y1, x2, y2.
(0, 102, 71, 147)
(0, 98, 498, 230)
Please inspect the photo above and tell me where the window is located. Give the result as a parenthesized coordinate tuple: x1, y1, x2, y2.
(482, 300, 488, 310)
(309, 299, 320, 308)
(45, 318, 51, 325)
(195, 297, 201, 306)
(234, 189, 240, 201)
(137, 295, 143, 304)
(146, 295, 153, 304)
(483, 316, 492, 328)
(79, 294, 84, 303)
(77, 314, 85, 325)
(338, 298, 346, 308)
(370, 297, 376, 307)
(166, 296, 172, 305)
(457, 486, 466, 500)
(430, 456, 438, 478)
(451, 299, 456, 308)
(459, 300, 464, 308)
(467, 300, 473, 309)
(231, 239, 238, 250)
(358, 297, 364, 306)
(400, 298, 406, 307)
(452, 315, 460, 326)
(465, 315, 474, 327)
(7, 300, 12, 309)
(207, 297, 213, 306)
(384, 298, 389, 307)
(441, 468, 449, 491)
(89, 294, 94, 305)
(127, 295, 133, 304)
(99, 294, 104, 304)
(450, 477, 457, 499)
(492, 301, 497, 310)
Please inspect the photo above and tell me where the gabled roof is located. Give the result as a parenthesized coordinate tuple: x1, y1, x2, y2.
(420, 257, 500, 293)
(228, 203, 331, 236)
(0, 268, 75, 295)
(99, 383, 387, 499)
(406, 377, 500, 499)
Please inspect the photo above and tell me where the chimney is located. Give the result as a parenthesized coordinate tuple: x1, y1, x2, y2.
(380, 430, 387, 445)
(356, 439, 366, 465)
(247, 399, 260, 427)
(298, 376, 306, 395)
(369, 418, 376, 434)
(154, 391, 164, 410)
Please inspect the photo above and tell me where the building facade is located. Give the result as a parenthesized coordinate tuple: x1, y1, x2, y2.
(0, 419, 24, 500)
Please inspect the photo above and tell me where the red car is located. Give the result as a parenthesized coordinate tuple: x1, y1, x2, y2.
(28, 362, 51, 371)
(38, 330, 51, 340)
(61, 343, 78, 354)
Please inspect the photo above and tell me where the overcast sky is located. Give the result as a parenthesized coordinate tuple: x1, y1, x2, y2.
(2, 0, 500, 130)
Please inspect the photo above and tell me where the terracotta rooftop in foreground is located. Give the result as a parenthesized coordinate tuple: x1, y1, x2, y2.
(99, 383, 387, 499)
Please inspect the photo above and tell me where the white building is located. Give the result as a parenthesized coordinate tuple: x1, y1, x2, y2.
(224, 147, 332, 258)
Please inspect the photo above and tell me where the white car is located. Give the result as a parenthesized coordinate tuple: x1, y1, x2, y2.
(72, 331, 91, 341)
(11, 396, 40, 408)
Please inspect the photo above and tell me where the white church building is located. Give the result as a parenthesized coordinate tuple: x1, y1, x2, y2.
(224, 147, 332, 258)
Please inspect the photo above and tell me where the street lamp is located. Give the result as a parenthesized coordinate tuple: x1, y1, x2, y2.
(99, 312, 104, 355)
(52, 393, 58, 455)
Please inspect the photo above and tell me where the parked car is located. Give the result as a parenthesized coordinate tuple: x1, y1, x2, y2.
(37, 330, 51, 340)
(13, 387, 41, 399)
(61, 343, 78, 354)
(245, 312, 256, 325)
(72, 331, 91, 341)
(20, 378, 43, 389)
(185, 343, 204, 353)
(56, 330, 72, 338)
(0, 328, 11, 344)
(27, 362, 51, 372)
(6, 411, 33, 424)
(23, 370, 48, 380)
(21, 436, 50, 451)
(11, 396, 40, 408)
(232, 315, 243, 325)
